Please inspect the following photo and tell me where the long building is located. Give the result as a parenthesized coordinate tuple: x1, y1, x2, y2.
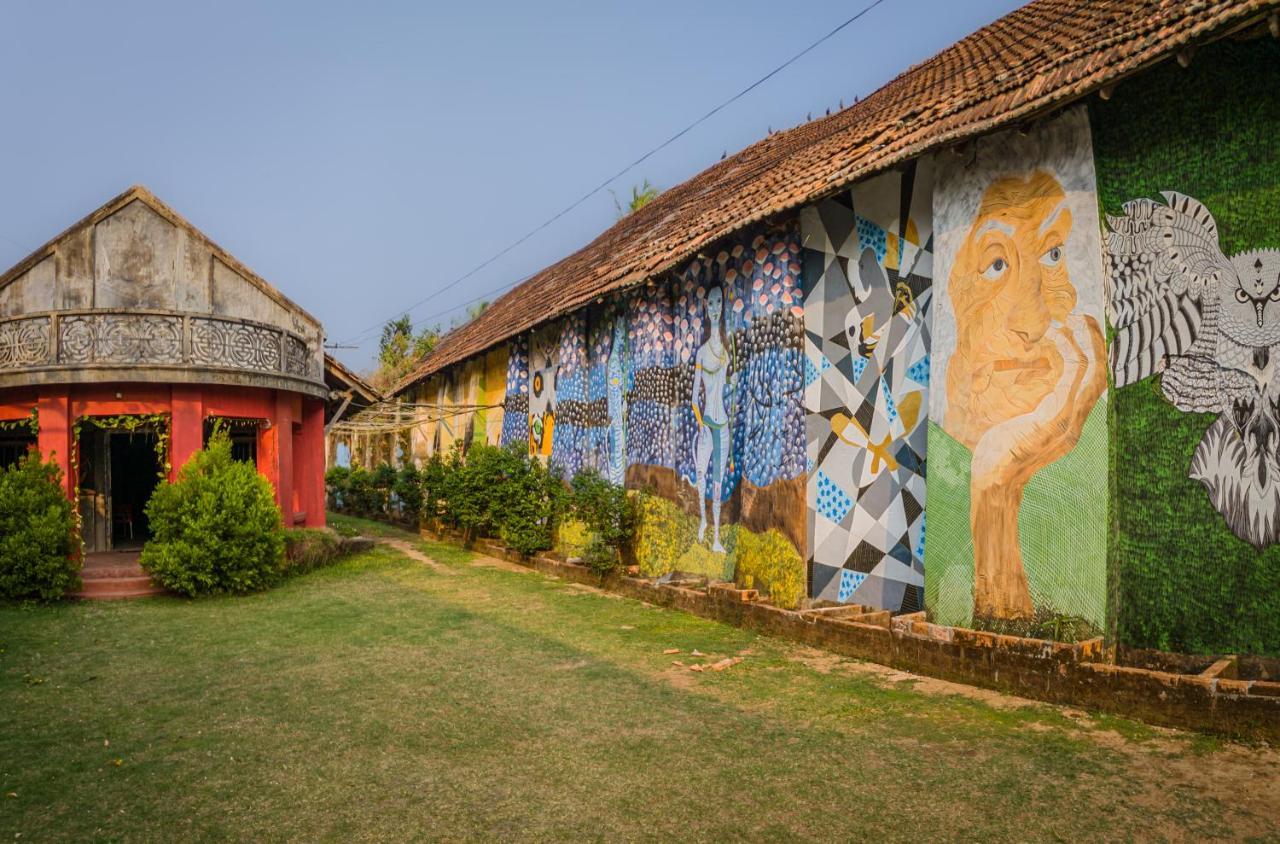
(390, 0, 1280, 657)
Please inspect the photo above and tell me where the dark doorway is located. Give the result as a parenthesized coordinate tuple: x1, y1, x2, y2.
(109, 432, 161, 549)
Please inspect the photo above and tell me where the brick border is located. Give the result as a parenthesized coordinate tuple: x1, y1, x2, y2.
(410, 529, 1280, 742)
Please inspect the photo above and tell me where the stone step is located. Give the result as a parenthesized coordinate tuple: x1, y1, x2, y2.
(82, 563, 146, 579)
(74, 574, 165, 600)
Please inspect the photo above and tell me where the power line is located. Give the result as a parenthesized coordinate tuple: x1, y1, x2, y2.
(335, 0, 891, 347)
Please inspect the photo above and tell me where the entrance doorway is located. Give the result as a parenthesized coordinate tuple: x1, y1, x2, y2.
(77, 426, 163, 553)
(109, 433, 160, 549)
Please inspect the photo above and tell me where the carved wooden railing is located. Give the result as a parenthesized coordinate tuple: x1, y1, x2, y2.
(0, 309, 321, 382)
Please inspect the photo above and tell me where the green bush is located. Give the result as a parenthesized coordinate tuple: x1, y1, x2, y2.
(569, 469, 637, 553)
(0, 453, 80, 600)
(581, 535, 621, 579)
(282, 528, 344, 576)
(142, 431, 285, 597)
(419, 453, 447, 525)
(371, 463, 397, 514)
(324, 465, 350, 509)
(344, 467, 380, 516)
(393, 465, 423, 522)
(497, 447, 566, 556)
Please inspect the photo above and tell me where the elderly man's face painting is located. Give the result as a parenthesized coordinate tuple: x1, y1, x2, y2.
(945, 170, 1077, 448)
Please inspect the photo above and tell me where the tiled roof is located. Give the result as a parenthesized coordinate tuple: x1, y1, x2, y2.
(395, 0, 1278, 393)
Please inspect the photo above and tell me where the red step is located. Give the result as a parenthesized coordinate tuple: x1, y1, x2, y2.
(74, 552, 167, 600)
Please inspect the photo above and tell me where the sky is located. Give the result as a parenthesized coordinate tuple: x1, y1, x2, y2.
(0, 0, 1023, 373)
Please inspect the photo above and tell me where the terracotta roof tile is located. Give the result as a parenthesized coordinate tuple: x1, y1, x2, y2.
(395, 0, 1278, 393)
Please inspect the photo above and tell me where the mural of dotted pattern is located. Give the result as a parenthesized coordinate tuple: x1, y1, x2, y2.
(674, 232, 807, 500)
(499, 335, 530, 448)
(550, 313, 590, 477)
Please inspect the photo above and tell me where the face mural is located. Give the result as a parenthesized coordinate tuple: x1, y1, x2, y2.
(801, 162, 934, 610)
(927, 106, 1108, 628)
(1109, 194, 1280, 546)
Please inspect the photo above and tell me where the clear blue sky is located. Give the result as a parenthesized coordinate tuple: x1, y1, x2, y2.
(0, 0, 1022, 372)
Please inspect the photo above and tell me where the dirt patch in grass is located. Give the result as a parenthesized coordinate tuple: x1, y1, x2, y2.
(377, 538, 457, 575)
(786, 646, 1048, 712)
(469, 554, 532, 574)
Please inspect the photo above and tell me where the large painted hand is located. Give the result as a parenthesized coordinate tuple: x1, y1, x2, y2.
(970, 314, 1105, 494)
(967, 314, 1105, 620)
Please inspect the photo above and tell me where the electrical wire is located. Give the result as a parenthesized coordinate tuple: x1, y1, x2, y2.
(333, 0, 892, 347)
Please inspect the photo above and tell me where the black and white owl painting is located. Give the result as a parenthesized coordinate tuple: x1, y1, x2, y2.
(1108, 192, 1280, 547)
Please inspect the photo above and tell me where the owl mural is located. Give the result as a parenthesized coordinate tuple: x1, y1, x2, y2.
(1109, 192, 1280, 547)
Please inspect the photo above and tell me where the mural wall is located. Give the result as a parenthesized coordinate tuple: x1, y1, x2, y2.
(499, 335, 530, 448)
(925, 105, 1108, 631)
(801, 162, 934, 611)
(1093, 37, 1280, 656)
(496, 226, 807, 605)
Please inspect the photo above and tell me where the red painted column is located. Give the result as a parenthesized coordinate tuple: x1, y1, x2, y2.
(257, 394, 283, 515)
(170, 385, 204, 481)
(36, 387, 73, 498)
(263, 391, 295, 522)
(300, 398, 325, 527)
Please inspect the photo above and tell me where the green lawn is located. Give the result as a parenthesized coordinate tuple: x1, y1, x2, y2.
(2, 515, 1277, 842)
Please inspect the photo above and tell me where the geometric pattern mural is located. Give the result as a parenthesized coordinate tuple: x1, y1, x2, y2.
(800, 161, 934, 611)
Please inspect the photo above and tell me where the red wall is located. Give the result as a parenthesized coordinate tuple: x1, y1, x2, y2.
(16, 383, 324, 528)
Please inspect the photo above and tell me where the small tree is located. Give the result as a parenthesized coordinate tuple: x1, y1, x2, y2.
(0, 452, 79, 600)
(142, 431, 285, 597)
(569, 468, 637, 576)
(393, 464, 424, 522)
(498, 446, 566, 556)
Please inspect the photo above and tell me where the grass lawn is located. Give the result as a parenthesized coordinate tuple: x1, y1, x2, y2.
(2, 515, 1277, 842)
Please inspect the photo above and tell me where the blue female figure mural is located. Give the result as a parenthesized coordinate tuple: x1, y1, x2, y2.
(692, 284, 733, 552)
(605, 313, 630, 486)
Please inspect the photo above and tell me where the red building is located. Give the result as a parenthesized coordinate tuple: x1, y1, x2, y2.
(0, 187, 329, 555)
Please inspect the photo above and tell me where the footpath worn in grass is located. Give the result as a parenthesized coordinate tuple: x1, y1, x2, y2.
(2, 516, 1277, 841)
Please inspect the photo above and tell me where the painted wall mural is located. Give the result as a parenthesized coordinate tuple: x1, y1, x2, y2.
(801, 161, 934, 611)
(498, 226, 808, 605)
(550, 313, 591, 477)
(1093, 37, 1280, 656)
(499, 335, 530, 448)
(527, 323, 559, 457)
(925, 105, 1108, 630)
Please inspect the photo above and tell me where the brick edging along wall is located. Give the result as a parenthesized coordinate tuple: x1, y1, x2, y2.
(416, 529, 1280, 742)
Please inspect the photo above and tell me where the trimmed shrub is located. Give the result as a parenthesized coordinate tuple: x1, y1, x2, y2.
(345, 467, 379, 516)
(0, 453, 79, 600)
(142, 431, 285, 596)
(569, 470, 636, 551)
(324, 465, 350, 510)
(497, 447, 566, 556)
(393, 465, 424, 522)
(734, 528, 804, 610)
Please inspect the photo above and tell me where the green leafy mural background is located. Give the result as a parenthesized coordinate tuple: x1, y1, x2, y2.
(1091, 37, 1280, 656)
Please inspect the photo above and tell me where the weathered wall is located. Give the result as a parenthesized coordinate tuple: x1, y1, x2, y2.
(0, 194, 325, 392)
(801, 162, 934, 611)
(1093, 37, 1280, 657)
(924, 106, 1109, 633)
